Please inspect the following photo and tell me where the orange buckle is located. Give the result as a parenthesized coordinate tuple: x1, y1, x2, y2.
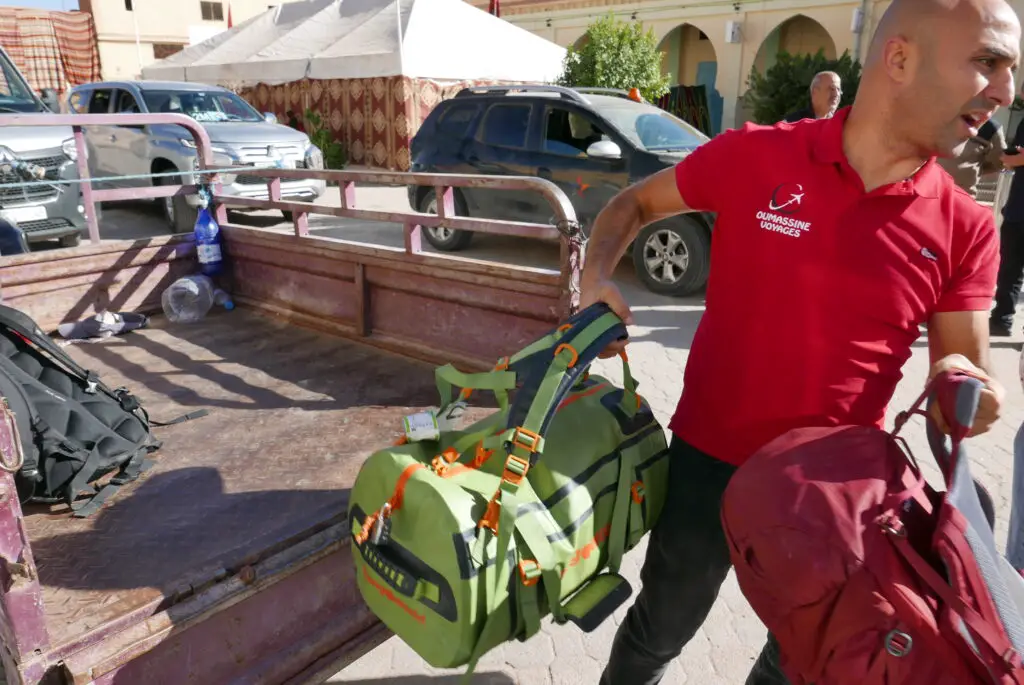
(478, 493, 501, 534)
(631, 481, 645, 504)
(553, 343, 579, 368)
(510, 426, 541, 455)
(472, 442, 494, 468)
(619, 349, 629, 363)
(519, 559, 542, 586)
(635, 393, 643, 410)
(502, 454, 530, 486)
(495, 356, 510, 371)
(459, 387, 473, 401)
(431, 455, 449, 477)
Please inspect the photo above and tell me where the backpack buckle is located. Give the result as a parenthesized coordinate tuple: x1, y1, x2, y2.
(508, 426, 542, 457)
(518, 559, 541, 586)
(884, 629, 913, 657)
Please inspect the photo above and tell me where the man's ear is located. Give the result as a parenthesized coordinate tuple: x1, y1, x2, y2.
(883, 34, 915, 83)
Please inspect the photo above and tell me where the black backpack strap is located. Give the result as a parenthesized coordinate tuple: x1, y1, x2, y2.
(70, 449, 154, 518)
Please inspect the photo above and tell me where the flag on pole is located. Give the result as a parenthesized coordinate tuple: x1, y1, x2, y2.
(227, 3, 234, 28)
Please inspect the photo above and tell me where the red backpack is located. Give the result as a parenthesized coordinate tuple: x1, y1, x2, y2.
(721, 369, 1024, 684)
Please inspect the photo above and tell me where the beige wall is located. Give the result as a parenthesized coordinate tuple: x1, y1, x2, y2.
(85, 0, 294, 79)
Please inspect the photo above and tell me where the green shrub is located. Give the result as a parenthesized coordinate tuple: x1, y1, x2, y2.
(557, 12, 671, 104)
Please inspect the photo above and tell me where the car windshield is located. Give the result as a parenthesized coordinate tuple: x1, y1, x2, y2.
(140, 89, 263, 123)
(595, 100, 709, 152)
(0, 53, 44, 113)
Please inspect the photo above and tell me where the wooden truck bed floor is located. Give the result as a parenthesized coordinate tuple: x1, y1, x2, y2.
(19, 308, 490, 650)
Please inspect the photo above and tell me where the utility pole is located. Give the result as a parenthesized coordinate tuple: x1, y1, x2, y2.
(131, 0, 144, 76)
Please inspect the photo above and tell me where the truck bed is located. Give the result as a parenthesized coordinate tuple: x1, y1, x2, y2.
(22, 308, 493, 651)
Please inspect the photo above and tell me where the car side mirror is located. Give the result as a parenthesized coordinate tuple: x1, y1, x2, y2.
(586, 140, 622, 160)
(39, 88, 60, 113)
(264, 112, 278, 124)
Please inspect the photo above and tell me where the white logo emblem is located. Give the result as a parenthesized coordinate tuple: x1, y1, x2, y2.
(768, 184, 805, 212)
(755, 182, 813, 238)
(921, 247, 938, 261)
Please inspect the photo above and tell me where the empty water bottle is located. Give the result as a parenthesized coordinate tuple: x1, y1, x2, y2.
(162, 274, 234, 323)
(162, 275, 214, 323)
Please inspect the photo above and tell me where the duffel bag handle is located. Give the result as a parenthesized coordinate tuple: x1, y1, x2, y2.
(498, 302, 629, 461)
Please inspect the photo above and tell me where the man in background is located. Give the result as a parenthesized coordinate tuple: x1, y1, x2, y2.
(938, 118, 1006, 198)
(782, 71, 842, 123)
(990, 122, 1024, 336)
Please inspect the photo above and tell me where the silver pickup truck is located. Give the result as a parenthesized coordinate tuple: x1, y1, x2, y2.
(66, 80, 326, 232)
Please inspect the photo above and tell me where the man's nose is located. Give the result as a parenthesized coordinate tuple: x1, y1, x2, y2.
(988, 69, 1015, 108)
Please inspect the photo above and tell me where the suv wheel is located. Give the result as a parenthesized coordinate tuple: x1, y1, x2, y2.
(419, 188, 472, 251)
(633, 219, 710, 297)
(155, 172, 199, 234)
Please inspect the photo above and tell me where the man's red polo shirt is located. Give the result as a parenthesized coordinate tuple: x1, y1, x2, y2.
(669, 106, 999, 467)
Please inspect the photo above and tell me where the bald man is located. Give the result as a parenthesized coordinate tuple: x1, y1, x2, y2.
(783, 70, 843, 122)
(581, 0, 1020, 683)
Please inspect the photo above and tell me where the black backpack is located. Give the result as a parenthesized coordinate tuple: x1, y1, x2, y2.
(0, 303, 204, 517)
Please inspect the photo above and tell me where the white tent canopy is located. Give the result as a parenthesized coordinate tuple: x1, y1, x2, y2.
(142, 0, 567, 86)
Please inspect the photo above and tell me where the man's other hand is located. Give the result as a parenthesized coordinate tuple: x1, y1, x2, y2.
(927, 353, 1004, 437)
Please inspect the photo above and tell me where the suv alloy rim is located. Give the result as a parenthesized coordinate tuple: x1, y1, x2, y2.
(425, 197, 454, 241)
(643, 228, 690, 284)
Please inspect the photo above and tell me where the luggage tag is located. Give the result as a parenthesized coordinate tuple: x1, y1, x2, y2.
(401, 401, 468, 443)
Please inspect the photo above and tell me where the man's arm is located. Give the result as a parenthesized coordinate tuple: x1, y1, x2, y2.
(581, 167, 693, 301)
(926, 210, 1003, 437)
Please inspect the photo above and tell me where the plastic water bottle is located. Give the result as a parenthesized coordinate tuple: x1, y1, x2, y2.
(162, 275, 215, 323)
(213, 288, 235, 311)
(194, 207, 224, 277)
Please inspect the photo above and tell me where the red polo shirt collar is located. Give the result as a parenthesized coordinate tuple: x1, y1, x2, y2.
(811, 105, 944, 199)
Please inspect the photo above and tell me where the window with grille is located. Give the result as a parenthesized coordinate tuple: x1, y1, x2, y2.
(200, 1, 224, 21)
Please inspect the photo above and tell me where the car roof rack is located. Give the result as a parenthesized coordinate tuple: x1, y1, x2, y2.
(571, 87, 632, 99)
(453, 84, 589, 105)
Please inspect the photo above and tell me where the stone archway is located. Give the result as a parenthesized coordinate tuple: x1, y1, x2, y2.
(753, 14, 837, 75)
(656, 23, 723, 135)
(572, 33, 590, 51)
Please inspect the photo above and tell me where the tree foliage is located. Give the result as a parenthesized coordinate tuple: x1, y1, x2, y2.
(744, 49, 862, 125)
(557, 13, 671, 104)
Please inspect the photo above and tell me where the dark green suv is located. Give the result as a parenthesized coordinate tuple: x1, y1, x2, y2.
(407, 85, 716, 297)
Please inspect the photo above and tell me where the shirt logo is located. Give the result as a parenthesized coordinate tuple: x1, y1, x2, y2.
(921, 247, 938, 261)
(756, 183, 813, 238)
(768, 183, 805, 214)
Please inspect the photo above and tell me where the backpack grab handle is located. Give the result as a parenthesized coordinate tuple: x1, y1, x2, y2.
(932, 368, 985, 440)
(925, 369, 985, 484)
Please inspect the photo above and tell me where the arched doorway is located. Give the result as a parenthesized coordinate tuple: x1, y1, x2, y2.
(753, 14, 837, 75)
(572, 34, 590, 51)
(657, 23, 722, 135)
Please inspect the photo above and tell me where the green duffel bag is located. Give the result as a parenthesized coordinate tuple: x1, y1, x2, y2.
(348, 302, 670, 676)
